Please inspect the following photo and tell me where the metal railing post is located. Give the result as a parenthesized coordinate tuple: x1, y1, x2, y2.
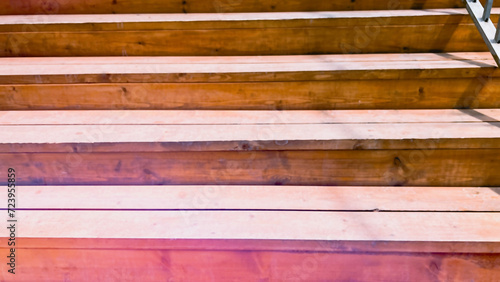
(483, 0, 494, 21)
(464, 0, 500, 66)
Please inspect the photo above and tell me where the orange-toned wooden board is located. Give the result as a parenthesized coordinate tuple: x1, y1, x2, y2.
(0, 247, 498, 281)
(1, 185, 499, 211)
(0, 0, 491, 15)
(3, 79, 500, 110)
(1, 149, 499, 186)
(0, 10, 496, 56)
(0, 53, 498, 110)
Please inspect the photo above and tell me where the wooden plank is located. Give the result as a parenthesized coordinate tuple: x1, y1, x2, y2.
(0, 53, 495, 78)
(0, 248, 498, 281)
(2, 122, 500, 151)
(3, 66, 497, 84)
(1, 9, 497, 29)
(0, 10, 497, 56)
(2, 109, 500, 125)
(0, 53, 499, 110)
(5, 238, 500, 254)
(0, 0, 493, 15)
(1, 149, 499, 186)
(1, 210, 499, 241)
(4, 78, 500, 110)
(2, 185, 499, 211)
(6, 138, 500, 153)
(0, 53, 496, 83)
(0, 52, 493, 65)
(5, 123, 499, 144)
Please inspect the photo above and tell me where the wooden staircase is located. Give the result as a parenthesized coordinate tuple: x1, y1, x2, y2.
(1, 1, 500, 281)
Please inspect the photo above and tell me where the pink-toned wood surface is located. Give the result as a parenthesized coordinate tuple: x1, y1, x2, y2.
(0, 53, 496, 80)
(2, 109, 500, 124)
(2, 109, 500, 152)
(1, 210, 499, 241)
(1, 186, 499, 211)
(3, 238, 500, 254)
(2, 123, 500, 146)
(0, 247, 499, 281)
(1, 247, 499, 281)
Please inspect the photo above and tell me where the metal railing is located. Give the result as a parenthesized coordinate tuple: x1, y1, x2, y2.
(465, 0, 500, 66)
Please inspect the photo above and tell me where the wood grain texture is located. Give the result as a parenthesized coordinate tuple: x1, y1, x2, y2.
(0, 10, 497, 56)
(2, 185, 499, 211)
(0, 53, 495, 80)
(2, 108, 500, 152)
(1, 10, 494, 29)
(0, 0, 493, 15)
(3, 79, 500, 110)
(4, 238, 500, 253)
(1, 149, 499, 186)
(2, 109, 500, 124)
(3, 122, 500, 144)
(2, 122, 500, 153)
(0, 247, 499, 281)
(1, 1, 499, 280)
(0, 53, 499, 110)
(1, 210, 500, 241)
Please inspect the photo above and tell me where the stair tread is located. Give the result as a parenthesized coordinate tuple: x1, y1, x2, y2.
(4, 185, 499, 212)
(1, 0, 494, 15)
(5, 210, 500, 242)
(1, 53, 498, 110)
(0, 9, 492, 26)
(2, 110, 500, 151)
(1, 52, 493, 65)
(3, 109, 500, 124)
(0, 53, 496, 83)
(1, 0, 499, 279)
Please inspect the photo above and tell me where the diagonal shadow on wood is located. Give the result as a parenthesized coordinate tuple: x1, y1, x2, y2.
(458, 108, 500, 128)
(490, 187, 500, 195)
(457, 109, 500, 195)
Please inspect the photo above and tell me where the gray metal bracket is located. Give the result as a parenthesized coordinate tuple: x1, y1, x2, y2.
(464, 0, 500, 66)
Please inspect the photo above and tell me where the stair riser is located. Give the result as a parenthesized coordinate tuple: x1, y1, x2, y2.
(0, 22, 490, 56)
(2, 149, 499, 186)
(2, 78, 500, 110)
(4, 242, 498, 281)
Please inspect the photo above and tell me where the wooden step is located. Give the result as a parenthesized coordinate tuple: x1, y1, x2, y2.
(1, 3, 499, 279)
(3, 185, 499, 211)
(2, 109, 500, 186)
(1, 53, 499, 110)
(0, 9, 497, 57)
(3, 210, 500, 242)
(2, 0, 495, 15)
(2, 184, 499, 280)
(1, 239, 499, 281)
